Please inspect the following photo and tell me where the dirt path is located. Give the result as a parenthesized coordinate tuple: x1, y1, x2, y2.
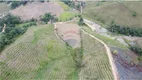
(54, 23, 64, 43)
(2, 24, 6, 33)
(81, 29, 119, 80)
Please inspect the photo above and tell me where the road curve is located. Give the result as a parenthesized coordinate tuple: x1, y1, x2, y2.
(81, 29, 119, 80)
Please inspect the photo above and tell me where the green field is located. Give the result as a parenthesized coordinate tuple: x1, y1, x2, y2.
(0, 3, 10, 13)
(80, 31, 113, 80)
(83, 1, 142, 28)
(57, 1, 71, 11)
(58, 12, 78, 21)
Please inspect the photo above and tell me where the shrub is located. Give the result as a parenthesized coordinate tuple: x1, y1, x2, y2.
(130, 46, 142, 56)
(40, 13, 58, 23)
(78, 16, 84, 26)
(112, 50, 118, 55)
(132, 11, 137, 17)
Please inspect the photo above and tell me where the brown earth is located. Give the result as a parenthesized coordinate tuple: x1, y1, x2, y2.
(10, 2, 64, 21)
(55, 22, 80, 48)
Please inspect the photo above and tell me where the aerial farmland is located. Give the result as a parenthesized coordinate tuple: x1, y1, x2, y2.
(0, 0, 142, 80)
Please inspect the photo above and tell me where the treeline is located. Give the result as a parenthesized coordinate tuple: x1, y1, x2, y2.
(0, 14, 36, 52)
(108, 23, 142, 37)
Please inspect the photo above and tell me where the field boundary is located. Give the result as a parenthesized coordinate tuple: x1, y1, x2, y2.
(81, 29, 119, 80)
(54, 23, 64, 43)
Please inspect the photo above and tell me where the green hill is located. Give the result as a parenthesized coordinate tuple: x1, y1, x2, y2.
(83, 1, 142, 28)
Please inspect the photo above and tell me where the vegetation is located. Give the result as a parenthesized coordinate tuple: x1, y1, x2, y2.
(57, 1, 70, 11)
(81, 25, 127, 49)
(61, 0, 75, 8)
(0, 25, 81, 80)
(83, 2, 142, 28)
(108, 23, 142, 37)
(9, 1, 28, 9)
(78, 15, 84, 26)
(40, 13, 58, 24)
(58, 12, 77, 21)
(0, 14, 36, 52)
(80, 31, 113, 79)
(130, 45, 142, 56)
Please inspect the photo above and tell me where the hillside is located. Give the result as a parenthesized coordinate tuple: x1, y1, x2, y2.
(0, 25, 76, 79)
(80, 31, 114, 79)
(83, 1, 142, 28)
(0, 22, 114, 79)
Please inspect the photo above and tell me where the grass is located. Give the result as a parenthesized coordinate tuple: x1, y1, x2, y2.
(0, 24, 77, 80)
(58, 12, 78, 21)
(57, 1, 70, 11)
(0, 3, 10, 14)
(79, 31, 114, 80)
(81, 25, 127, 49)
(83, 1, 142, 28)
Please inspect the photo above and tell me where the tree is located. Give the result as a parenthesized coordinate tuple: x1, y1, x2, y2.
(41, 13, 58, 24)
(78, 16, 84, 26)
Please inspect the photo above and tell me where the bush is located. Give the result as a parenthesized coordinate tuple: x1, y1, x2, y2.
(41, 13, 58, 23)
(78, 16, 84, 26)
(130, 46, 142, 56)
(132, 11, 137, 17)
(112, 50, 118, 55)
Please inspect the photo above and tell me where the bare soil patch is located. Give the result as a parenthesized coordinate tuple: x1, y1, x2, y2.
(10, 2, 64, 21)
(55, 23, 80, 48)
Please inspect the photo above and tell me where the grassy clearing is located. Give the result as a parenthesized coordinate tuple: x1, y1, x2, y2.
(83, 1, 142, 28)
(79, 31, 113, 80)
(0, 24, 78, 80)
(0, 3, 10, 13)
(58, 12, 78, 21)
(81, 25, 127, 49)
(57, 1, 70, 11)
